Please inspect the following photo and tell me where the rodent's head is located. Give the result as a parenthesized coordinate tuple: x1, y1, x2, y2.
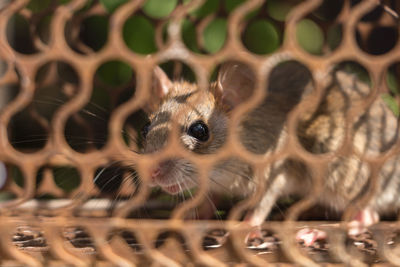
(142, 63, 254, 194)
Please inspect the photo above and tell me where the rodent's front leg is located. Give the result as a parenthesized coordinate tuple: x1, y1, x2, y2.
(245, 173, 289, 246)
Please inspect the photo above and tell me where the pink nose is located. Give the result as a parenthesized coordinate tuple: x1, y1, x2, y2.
(151, 168, 161, 178)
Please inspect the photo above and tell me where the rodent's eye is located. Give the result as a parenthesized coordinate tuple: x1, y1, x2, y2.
(187, 120, 209, 142)
(141, 122, 151, 139)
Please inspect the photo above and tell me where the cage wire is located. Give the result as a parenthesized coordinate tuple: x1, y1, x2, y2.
(0, 0, 399, 266)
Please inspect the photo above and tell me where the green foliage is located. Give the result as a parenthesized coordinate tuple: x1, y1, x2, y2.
(387, 68, 399, 95)
(60, 0, 93, 11)
(37, 15, 52, 44)
(327, 24, 342, 50)
(52, 167, 81, 192)
(122, 130, 131, 146)
(27, 0, 51, 12)
(224, 0, 259, 19)
(123, 16, 157, 54)
(383, 66, 400, 117)
(312, 0, 344, 21)
(7, 14, 36, 54)
(97, 61, 133, 86)
(224, 0, 244, 12)
(182, 188, 197, 198)
(203, 18, 227, 53)
(100, 0, 128, 13)
(10, 166, 45, 189)
(215, 210, 226, 217)
(382, 93, 399, 117)
(296, 19, 324, 55)
(143, 0, 178, 19)
(11, 166, 24, 187)
(266, 0, 293, 21)
(244, 19, 280, 54)
(341, 62, 371, 86)
(160, 61, 196, 83)
(186, 0, 219, 18)
(182, 19, 199, 52)
(90, 86, 111, 112)
(81, 16, 109, 51)
(0, 192, 16, 201)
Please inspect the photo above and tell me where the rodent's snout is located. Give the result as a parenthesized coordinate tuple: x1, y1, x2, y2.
(150, 167, 161, 184)
(148, 158, 197, 194)
(151, 167, 161, 178)
(149, 160, 173, 185)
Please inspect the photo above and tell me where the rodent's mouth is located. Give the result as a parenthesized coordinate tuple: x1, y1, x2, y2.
(149, 159, 197, 194)
(161, 183, 182, 195)
(151, 169, 185, 194)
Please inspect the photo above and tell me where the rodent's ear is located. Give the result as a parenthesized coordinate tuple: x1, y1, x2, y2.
(217, 62, 255, 110)
(145, 66, 173, 113)
(153, 66, 173, 98)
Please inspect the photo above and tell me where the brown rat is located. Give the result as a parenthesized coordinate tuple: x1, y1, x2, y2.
(142, 61, 400, 246)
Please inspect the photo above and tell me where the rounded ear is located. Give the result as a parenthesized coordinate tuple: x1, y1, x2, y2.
(217, 62, 255, 110)
(144, 66, 173, 114)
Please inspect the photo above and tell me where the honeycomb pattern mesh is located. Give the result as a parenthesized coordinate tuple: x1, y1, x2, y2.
(0, 0, 399, 266)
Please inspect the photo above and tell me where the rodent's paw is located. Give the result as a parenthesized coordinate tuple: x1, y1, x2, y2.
(245, 228, 279, 250)
(296, 228, 327, 247)
(348, 208, 379, 236)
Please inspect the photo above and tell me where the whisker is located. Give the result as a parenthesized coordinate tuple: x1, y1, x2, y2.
(31, 97, 139, 144)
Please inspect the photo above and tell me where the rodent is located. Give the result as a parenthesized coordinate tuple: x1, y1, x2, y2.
(142, 60, 400, 245)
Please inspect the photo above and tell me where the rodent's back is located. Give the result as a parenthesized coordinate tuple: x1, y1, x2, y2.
(298, 69, 400, 213)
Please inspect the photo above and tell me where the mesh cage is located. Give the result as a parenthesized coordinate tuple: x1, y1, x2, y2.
(0, 0, 400, 266)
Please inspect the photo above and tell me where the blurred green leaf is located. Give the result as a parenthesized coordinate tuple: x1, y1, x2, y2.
(244, 19, 280, 54)
(224, 0, 244, 12)
(123, 15, 157, 54)
(97, 61, 133, 86)
(267, 0, 293, 21)
(27, 0, 51, 12)
(122, 130, 131, 146)
(387, 68, 399, 95)
(159, 61, 196, 82)
(215, 210, 226, 217)
(224, 0, 259, 19)
(183, 188, 197, 198)
(186, 0, 219, 18)
(90, 87, 111, 112)
(143, 0, 177, 19)
(0, 192, 15, 201)
(203, 18, 227, 53)
(341, 62, 371, 86)
(296, 19, 324, 55)
(382, 93, 399, 117)
(327, 24, 342, 51)
(100, 0, 128, 13)
(182, 19, 199, 52)
(81, 15, 109, 51)
(312, 0, 344, 21)
(74, 0, 94, 12)
(52, 167, 81, 192)
(38, 15, 52, 44)
(37, 194, 57, 200)
(11, 166, 24, 187)
(8, 14, 36, 54)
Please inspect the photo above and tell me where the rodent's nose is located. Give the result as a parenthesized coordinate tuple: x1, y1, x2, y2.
(151, 167, 161, 178)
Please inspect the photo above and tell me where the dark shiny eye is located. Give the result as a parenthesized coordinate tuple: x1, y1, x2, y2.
(141, 122, 151, 139)
(188, 120, 209, 142)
